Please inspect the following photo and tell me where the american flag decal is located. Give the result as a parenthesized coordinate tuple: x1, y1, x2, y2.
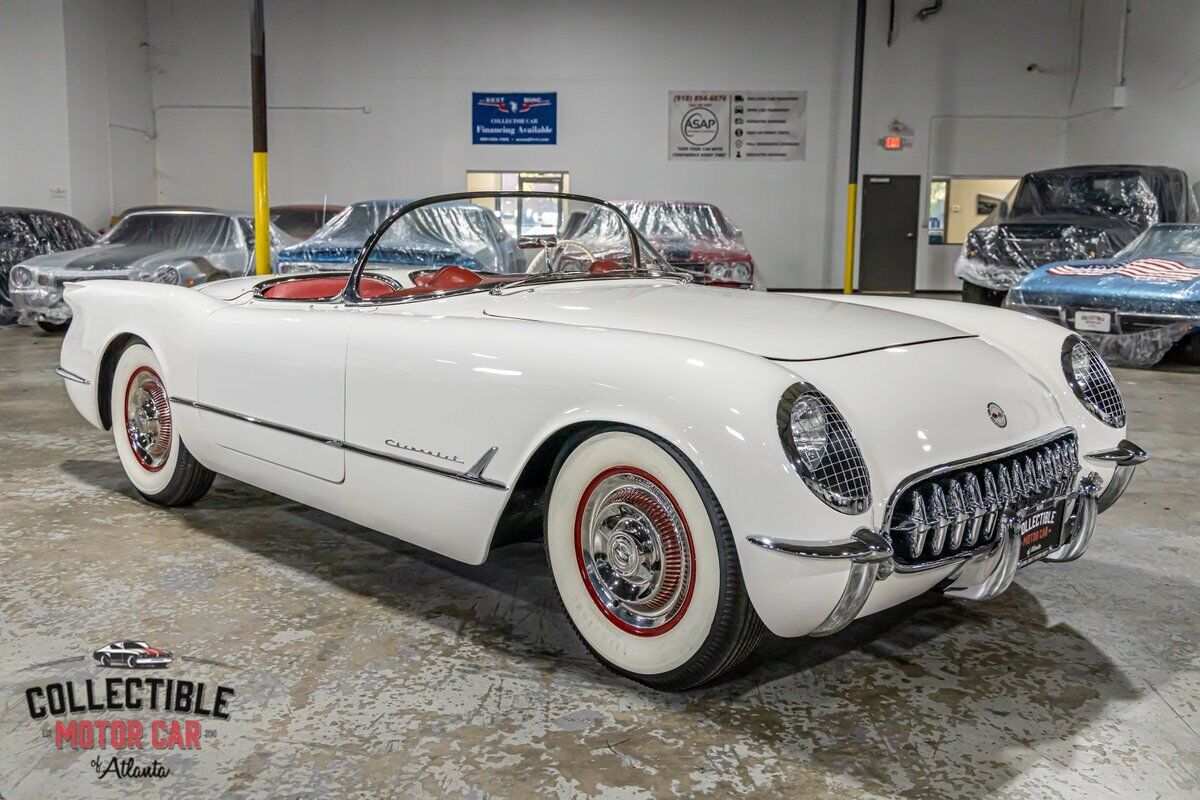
(1047, 258, 1200, 282)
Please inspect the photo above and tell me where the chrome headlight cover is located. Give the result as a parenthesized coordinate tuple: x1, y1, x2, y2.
(777, 383, 872, 514)
(147, 265, 181, 285)
(1061, 335, 1126, 428)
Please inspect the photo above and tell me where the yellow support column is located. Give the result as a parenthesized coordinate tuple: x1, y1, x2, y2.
(843, 182, 857, 294)
(253, 151, 270, 274)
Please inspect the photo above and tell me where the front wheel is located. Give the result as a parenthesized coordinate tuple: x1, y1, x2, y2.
(37, 319, 70, 333)
(110, 341, 215, 506)
(545, 429, 765, 690)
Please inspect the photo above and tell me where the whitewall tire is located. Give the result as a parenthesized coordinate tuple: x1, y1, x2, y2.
(545, 428, 764, 690)
(110, 341, 215, 506)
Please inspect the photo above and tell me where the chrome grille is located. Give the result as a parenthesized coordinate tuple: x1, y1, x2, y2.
(887, 432, 1079, 568)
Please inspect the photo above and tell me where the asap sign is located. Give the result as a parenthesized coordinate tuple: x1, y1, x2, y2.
(669, 93, 730, 160)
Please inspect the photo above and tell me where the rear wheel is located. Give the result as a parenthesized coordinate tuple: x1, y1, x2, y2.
(544, 428, 764, 690)
(37, 319, 70, 333)
(961, 280, 1006, 306)
(110, 342, 215, 506)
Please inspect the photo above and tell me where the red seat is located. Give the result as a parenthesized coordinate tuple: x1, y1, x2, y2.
(262, 275, 396, 300)
(375, 265, 484, 299)
(588, 260, 625, 275)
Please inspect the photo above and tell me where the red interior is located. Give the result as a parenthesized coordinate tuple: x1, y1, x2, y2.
(261, 265, 497, 301)
(261, 274, 397, 300)
(588, 260, 624, 275)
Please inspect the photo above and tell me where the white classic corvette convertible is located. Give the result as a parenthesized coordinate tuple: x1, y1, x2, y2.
(55, 192, 1146, 690)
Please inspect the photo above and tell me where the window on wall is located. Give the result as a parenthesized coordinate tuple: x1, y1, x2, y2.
(466, 171, 570, 237)
(927, 176, 1019, 245)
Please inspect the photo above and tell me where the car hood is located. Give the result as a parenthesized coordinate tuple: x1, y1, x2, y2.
(1012, 257, 1200, 313)
(646, 236, 751, 263)
(483, 282, 966, 360)
(19, 244, 199, 273)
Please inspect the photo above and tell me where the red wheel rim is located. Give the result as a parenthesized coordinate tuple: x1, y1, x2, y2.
(574, 466, 696, 636)
(124, 366, 172, 472)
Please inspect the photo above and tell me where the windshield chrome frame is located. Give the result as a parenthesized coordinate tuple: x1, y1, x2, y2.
(343, 191, 679, 304)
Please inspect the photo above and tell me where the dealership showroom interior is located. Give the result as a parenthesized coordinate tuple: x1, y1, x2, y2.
(3, 0, 1200, 797)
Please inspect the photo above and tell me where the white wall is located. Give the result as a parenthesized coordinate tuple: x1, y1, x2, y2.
(0, 0, 154, 229)
(0, 0, 72, 214)
(1065, 0, 1200, 183)
(63, 0, 157, 230)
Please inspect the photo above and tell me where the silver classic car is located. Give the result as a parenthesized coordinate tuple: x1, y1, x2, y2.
(10, 209, 293, 331)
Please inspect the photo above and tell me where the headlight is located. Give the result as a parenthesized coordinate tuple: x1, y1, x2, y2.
(1061, 336, 1126, 427)
(707, 262, 730, 281)
(9, 266, 33, 289)
(148, 265, 180, 285)
(729, 262, 752, 283)
(777, 383, 872, 514)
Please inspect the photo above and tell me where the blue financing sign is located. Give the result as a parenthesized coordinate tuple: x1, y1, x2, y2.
(472, 93, 557, 145)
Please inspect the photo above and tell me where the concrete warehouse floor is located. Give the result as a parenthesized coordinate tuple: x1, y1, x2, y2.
(0, 325, 1197, 799)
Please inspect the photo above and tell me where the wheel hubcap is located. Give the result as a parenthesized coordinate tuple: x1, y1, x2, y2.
(576, 469, 694, 635)
(125, 367, 172, 472)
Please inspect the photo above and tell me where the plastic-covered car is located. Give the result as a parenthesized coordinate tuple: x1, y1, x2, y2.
(574, 200, 760, 289)
(955, 165, 1198, 305)
(1008, 223, 1200, 367)
(276, 199, 520, 275)
(0, 208, 96, 325)
(9, 209, 293, 331)
(270, 203, 345, 239)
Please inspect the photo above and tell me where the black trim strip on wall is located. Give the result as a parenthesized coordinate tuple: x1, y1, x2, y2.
(169, 396, 507, 490)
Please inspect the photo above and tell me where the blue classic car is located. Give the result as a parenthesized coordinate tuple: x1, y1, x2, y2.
(1007, 223, 1200, 366)
(277, 198, 520, 274)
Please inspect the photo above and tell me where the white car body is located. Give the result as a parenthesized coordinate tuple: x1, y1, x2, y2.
(55, 267, 1141, 640)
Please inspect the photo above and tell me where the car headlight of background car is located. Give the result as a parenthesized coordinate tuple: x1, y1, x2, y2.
(777, 383, 872, 514)
(147, 264, 181, 285)
(9, 265, 34, 289)
(1061, 335, 1126, 427)
(707, 261, 752, 283)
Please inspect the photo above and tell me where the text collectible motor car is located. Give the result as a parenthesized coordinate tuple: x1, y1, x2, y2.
(9, 209, 294, 331)
(54, 192, 1146, 690)
(955, 164, 1197, 306)
(0, 207, 96, 328)
(1008, 223, 1200, 367)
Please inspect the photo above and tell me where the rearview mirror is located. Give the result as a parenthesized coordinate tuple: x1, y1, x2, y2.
(517, 234, 557, 250)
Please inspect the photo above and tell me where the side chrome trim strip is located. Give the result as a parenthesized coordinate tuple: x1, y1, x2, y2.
(170, 396, 507, 490)
(746, 530, 892, 562)
(54, 366, 91, 385)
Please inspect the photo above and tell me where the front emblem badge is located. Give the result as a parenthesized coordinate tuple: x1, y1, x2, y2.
(987, 402, 1007, 428)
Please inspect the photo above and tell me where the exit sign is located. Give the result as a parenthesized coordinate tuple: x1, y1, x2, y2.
(883, 136, 903, 150)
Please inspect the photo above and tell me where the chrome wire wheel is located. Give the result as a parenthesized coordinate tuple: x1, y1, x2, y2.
(124, 366, 173, 472)
(575, 467, 695, 636)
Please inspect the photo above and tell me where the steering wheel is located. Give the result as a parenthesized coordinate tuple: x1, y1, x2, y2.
(526, 239, 597, 274)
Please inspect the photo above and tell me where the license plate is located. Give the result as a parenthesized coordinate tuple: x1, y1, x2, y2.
(1073, 310, 1112, 333)
(1018, 500, 1067, 566)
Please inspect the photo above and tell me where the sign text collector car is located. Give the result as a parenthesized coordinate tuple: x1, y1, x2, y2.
(53, 192, 1146, 690)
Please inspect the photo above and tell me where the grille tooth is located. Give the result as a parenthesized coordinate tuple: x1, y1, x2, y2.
(945, 480, 968, 551)
(962, 472, 985, 547)
(927, 484, 949, 557)
(886, 432, 1077, 568)
(896, 491, 929, 559)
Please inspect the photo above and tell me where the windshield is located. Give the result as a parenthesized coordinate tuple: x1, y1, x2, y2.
(1007, 171, 1158, 227)
(347, 192, 677, 301)
(103, 213, 239, 251)
(1116, 224, 1200, 260)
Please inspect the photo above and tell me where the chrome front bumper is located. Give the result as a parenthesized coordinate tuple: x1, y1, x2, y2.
(747, 439, 1147, 637)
